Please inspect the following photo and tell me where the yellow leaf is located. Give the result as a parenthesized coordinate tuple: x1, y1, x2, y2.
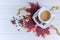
(16, 7, 25, 16)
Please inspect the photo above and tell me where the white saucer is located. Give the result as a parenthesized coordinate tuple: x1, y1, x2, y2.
(32, 7, 55, 29)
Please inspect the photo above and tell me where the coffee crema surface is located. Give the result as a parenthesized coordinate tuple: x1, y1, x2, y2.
(40, 10, 51, 21)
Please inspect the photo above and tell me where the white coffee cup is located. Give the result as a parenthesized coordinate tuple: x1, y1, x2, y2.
(38, 7, 52, 23)
(32, 7, 55, 29)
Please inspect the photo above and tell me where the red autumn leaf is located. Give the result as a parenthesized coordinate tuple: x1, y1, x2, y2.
(11, 2, 50, 37)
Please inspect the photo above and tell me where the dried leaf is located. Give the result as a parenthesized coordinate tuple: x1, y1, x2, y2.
(16, 7, 25, 16)
(54, 27, 60, 35)
(50, 6, 59, 12)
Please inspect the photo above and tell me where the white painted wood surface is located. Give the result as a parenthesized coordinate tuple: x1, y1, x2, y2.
(0, 0, 60, 40)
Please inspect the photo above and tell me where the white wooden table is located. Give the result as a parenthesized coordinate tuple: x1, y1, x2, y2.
(0, 0, 60, 40)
